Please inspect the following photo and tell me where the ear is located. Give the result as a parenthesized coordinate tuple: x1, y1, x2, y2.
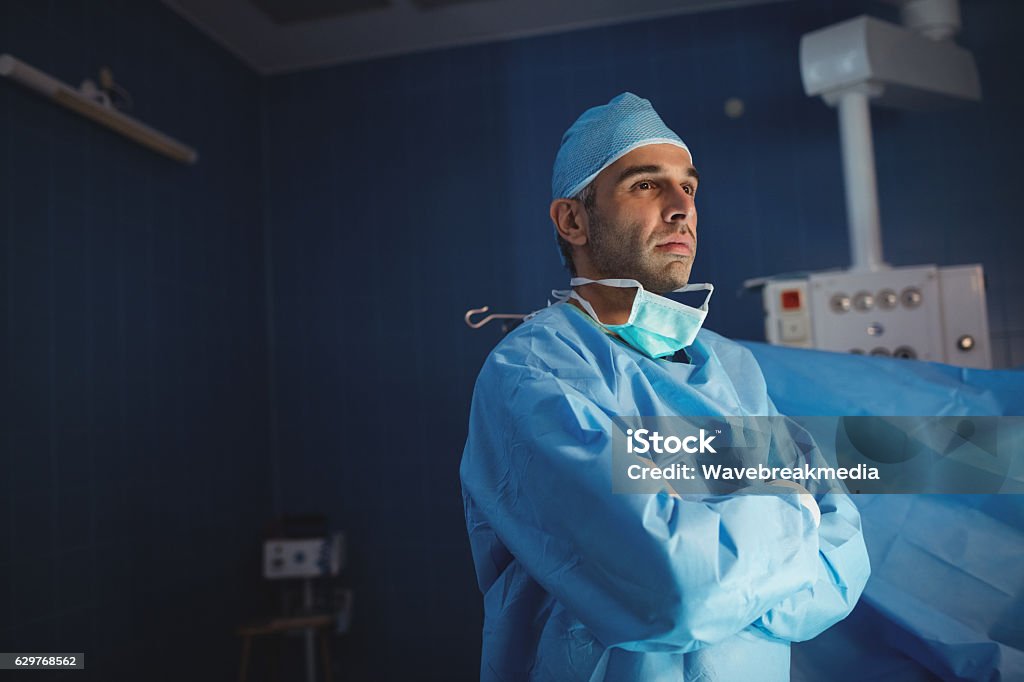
(550, 198, 589, 248)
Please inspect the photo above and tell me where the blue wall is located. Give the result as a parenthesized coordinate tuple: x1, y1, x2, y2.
(1, 1, 272, 679)
(262, 0, 1024, 678)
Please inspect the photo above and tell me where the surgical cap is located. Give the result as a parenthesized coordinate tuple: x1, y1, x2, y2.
(551, 92, 691, 200)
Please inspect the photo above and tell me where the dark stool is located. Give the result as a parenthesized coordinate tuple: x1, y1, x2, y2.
(237, 613, 334, 682)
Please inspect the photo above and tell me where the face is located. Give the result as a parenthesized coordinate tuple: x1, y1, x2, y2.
(583, 144, 699, 293)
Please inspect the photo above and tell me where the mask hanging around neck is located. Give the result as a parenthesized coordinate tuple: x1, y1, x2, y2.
(565, 277, 713, 359)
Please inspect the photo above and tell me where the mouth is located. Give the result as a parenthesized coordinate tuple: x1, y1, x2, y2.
(654, 239, 693, 255)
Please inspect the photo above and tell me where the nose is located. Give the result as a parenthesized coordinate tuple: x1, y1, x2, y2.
(662, 184, 695, 225)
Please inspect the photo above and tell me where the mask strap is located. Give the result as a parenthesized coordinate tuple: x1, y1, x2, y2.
(570, 277, 643, 290)
(550, 288, 571, 303)
(568, 290, 604, 323)
(568, 277, 644, 326)
(672, 282, 715, 311)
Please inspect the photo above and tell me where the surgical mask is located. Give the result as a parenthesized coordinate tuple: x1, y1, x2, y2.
(566, 277, 714, 359)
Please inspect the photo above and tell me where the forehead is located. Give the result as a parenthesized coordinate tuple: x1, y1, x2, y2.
(596, 143, 695, 187)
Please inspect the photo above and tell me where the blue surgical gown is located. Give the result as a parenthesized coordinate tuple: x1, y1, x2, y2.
(461, 302, 871, 681)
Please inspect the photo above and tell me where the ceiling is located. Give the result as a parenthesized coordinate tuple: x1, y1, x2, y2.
(162, 0, 790, 75)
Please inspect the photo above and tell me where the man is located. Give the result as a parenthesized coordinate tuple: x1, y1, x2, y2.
(460, 93, 870, 681)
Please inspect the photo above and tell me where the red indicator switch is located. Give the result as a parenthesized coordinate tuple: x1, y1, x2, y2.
(780, 290, 802, 310)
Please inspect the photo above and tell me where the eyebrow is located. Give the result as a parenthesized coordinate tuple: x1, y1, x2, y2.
(616, 164, 700, 185)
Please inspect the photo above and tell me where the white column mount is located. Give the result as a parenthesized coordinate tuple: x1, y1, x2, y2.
(829, 85, 886, 271)
(885, 0, 962, 41)
(800, 13, 979, 270)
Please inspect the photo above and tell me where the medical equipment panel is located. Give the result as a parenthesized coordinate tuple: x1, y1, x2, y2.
(263, 533, 346, 579)
(762, 264, 991, 368)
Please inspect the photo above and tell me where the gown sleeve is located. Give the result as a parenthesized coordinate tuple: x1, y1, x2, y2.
(749, 397, 871, 642)
(460, 352, 828, 653)
(752, 491, 871, 642)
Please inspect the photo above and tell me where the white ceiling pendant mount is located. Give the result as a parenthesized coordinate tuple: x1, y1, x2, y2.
(0, 53, 199, 165)
(799, 0, 980, 272)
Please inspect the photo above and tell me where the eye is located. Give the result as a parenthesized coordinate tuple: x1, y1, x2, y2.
(683, 184, 696, 196)
(634, 180, 655, 191)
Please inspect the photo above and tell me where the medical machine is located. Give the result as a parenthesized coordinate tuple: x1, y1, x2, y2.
(257, 529, 348, 682)
(263, 534, 346, 579)
(762, 265, 990, 367)
(758, 0, 992, 368)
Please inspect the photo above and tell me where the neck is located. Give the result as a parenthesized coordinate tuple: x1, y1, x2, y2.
(571, 282, 636, 325)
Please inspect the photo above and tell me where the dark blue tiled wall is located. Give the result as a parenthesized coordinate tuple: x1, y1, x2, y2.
(262, 0, 1024, 679)
(1, 1, 272, 679)
(5, 0, 1024, 680)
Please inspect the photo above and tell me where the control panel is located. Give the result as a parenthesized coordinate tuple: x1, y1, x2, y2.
(762, 264, 991, 368)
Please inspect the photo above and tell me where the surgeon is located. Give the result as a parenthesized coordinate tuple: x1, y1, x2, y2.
(460, 93, 871, 681)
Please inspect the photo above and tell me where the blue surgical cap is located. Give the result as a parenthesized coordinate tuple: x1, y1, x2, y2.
(551, 92, 691, 200)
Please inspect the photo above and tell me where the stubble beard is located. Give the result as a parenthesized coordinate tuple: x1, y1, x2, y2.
(586, 208, 694, 294)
